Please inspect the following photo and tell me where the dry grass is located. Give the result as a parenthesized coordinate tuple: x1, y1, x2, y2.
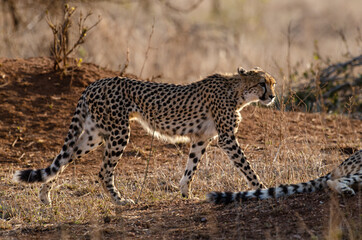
(0, 0, 361, 238)
(1, 105, 360, 238)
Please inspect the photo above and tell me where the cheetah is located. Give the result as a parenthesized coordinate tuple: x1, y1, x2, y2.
(13, 67, 276, 205)
(207, 150, 362, 204)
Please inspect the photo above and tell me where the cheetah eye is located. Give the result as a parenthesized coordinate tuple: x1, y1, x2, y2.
(259, 82, 266, 87)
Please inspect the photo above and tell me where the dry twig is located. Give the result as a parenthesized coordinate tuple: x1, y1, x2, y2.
(46, 4, 101, 80)
(139, 19, 155, 78)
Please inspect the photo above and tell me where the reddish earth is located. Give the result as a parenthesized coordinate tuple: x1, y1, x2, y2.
(0, 57, 361, 239)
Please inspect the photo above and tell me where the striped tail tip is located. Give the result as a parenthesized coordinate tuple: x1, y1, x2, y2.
(206, 192, 236, 204)
(13, 169, 44, 183)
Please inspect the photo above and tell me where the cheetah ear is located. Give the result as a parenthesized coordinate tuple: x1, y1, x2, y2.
(248, 67, 263, 75)
(252, 67, 263, 71)
(237, 67, 247, 76)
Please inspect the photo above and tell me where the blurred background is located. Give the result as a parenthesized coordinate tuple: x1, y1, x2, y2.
(1, 0, 361, 114)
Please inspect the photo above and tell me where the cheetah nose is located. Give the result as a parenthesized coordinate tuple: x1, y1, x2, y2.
(269, 95, 275, 99)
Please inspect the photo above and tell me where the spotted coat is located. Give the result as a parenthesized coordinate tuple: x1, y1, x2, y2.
(13, 67, 276, 205)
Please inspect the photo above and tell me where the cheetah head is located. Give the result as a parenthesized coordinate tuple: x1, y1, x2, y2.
(237, 67, 276, 106)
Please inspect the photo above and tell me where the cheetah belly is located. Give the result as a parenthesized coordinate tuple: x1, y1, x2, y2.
(130, 112, 190, 143)
(130, 112, 218, 143)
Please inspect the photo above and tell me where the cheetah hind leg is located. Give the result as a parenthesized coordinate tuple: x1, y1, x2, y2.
(98, 126, 135, 205)
(39, 120, 104, 205)
(39, 179, 56, 205)
(327, 174, 362, 196)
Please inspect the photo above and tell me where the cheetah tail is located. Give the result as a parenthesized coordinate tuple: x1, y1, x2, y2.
(207, 173, 332, 204)
(13, 97, 87, 184)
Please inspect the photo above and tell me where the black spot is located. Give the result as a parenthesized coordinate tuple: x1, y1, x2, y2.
(54, 158, 60, 167)
(234, 162, 243, 168)
(193, 158, 198, 164)
(62, 145, 67, 151)
(254, 189, 262, 198)
(115, 151, 122, 157)
(268, 187, 275, 197)
(62, 152, 69, 159)
(67, 133, 73, 140)
(45, 166, 51, 175)
(189, 153, 196, 158)
(281, 185, 288, 194)
(291, 184, 299, 193)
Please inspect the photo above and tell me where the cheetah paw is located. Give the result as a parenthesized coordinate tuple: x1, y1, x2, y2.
(341, 188, 355, 196)
(116, 198, 135, 205)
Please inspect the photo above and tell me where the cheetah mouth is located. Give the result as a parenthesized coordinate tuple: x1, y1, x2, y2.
(260, 94, 274, 105)
(261, 98, 274, 106)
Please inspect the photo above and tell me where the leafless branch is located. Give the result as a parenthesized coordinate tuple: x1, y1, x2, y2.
(120, 48, 130, 76)
(320, 54, 362, 82)
(139, 19, 155, 78)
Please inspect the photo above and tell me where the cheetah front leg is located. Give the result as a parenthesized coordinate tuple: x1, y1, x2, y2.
(180, 139, 209, 198)
(218, 133, 265, 189)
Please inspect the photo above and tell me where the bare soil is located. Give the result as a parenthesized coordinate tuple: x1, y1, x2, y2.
(0, 58, 361, 239)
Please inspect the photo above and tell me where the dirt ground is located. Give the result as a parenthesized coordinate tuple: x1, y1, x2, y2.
(0, 58, 361, 239)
